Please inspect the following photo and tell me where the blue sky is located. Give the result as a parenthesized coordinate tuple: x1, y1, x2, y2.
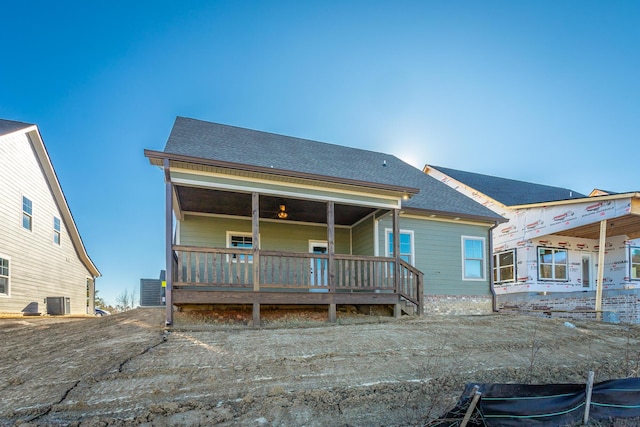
(1, 1, 638, 305)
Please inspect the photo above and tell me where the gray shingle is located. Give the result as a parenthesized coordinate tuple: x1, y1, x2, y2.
(432, 165, 586, 206)
(164, 117, 503, 221)
(0, 119, 33, 136)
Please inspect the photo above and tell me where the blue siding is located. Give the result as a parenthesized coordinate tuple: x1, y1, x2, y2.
(378, 216, 491, 296)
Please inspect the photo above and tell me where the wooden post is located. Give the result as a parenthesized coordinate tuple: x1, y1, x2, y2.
(253, 302, 260, 328)
(392, 209, 400, 292)
(163, 159, 173, 326)
(394, 303, 402, 319)
(417, 273, 424, 316)
(595, 220, 607, 320)
(461, 385, 481, 427)
(328, 304, 337, 323)
(252, 193, 260, 292)
(252, 193, 261, 327)
(327, 201, 336, 323)
(583, 371, 595, 425)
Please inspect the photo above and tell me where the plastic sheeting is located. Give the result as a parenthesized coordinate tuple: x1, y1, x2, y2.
(433, 377, 640, 426)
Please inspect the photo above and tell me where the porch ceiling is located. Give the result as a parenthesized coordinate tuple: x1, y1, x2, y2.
(554, 213, 640, 240)
(176, 186, 377, 226)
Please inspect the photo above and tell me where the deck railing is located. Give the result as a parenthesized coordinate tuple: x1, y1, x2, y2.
(172, 245, 423, 309)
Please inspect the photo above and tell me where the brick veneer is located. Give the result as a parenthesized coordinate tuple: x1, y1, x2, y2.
(496, 289, 640, 323)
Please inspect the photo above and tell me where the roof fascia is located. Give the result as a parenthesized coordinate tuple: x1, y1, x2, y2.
(145, 149, 419, 197)
(400, 207, 507, 225)
(510, 192, 640, 209)
(26, 128, 101, 277)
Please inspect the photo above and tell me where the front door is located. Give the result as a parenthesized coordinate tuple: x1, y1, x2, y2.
(581, 254, 592, 289)
(309, 241, 328, 287)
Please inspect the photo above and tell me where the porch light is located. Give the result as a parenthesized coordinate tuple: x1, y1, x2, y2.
(277, 204, 288, 219)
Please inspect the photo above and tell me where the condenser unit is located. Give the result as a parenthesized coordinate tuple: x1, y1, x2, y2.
(45, 296, 70, 315)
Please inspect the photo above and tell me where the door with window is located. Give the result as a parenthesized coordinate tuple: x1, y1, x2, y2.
(309, 241, 328, 288)
(581, 254, 592, 289)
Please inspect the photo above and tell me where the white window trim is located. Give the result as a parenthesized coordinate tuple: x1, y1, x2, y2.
(493, 249, 516, 283)
(374, 219, 380, 256)
(462, 236, 486, 281)
(631, 246, 640, 281)
(22, 195, 33, 232)
(537, 247, 569, 281)
(0, 254, 10, 297)
(53, 216, 61, 246)
(384, 228, 415, 265)
(308, 240, 328, 253)
(226, 231, 257, 263)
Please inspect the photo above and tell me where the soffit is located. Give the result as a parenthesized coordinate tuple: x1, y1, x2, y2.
(170, 167, 401, 209)
(147, 153, 416, 199)
(554, 214, 640, 240)
(176, 186, 376, 226)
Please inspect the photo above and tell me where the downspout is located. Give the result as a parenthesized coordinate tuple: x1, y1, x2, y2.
(164, 159, 173, 326)
(488, 221, 500, 312)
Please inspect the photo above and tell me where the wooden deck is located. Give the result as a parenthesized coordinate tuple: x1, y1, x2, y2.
(171, 245, 423, 321)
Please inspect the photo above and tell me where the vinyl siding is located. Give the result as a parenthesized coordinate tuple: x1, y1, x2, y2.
(352, 215, 374, 256)
(0, 131, 93, 314)
(377, 216, 492, 296)
(180, 215, 351, 254)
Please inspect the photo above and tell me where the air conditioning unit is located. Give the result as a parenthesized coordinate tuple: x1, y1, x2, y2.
(45, 297, 70, 315)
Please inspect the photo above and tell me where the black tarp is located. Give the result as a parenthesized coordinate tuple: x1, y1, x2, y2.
(432, 377, 640, 427)
(471, 383, 585, 426)
(590, 378, 640, 421)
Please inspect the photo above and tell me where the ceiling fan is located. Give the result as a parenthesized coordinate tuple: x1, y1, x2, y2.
(277, 204, 288, 219)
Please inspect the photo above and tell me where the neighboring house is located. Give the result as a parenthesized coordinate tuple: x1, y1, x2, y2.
(145, 117, 504, 325)
(0, 119, 100, 315)
(425, 165, 640, 322)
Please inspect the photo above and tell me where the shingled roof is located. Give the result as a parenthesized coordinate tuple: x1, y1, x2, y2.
(163, 117, 503, 222)
(0, 119, 33, 136)
(431, 165, 586, 206)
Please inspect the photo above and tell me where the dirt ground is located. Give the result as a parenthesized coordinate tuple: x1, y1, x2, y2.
(2, 307, 640, 427)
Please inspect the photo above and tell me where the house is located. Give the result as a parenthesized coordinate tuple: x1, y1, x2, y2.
(0, 119, 100, 315)
(425, 165, 640, 322)
(145, 117, 504, 325)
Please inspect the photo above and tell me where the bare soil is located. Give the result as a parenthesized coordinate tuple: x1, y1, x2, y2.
(1, 307, 640, 426)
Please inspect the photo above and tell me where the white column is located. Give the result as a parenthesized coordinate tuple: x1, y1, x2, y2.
(595, 219, 607, 321)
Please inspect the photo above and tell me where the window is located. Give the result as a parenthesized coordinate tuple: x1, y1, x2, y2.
(385, 229, 414, 264)
(538, 247, 568, 280)
(227, 232, 253, 262)
(22, 196, 32, 230)
(463, 237, 485, 280)
(631, 247, 640, 280)
(493, 250, 515, 283)
(0, 257, 9, 295)
(53, 217, 61, 245)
